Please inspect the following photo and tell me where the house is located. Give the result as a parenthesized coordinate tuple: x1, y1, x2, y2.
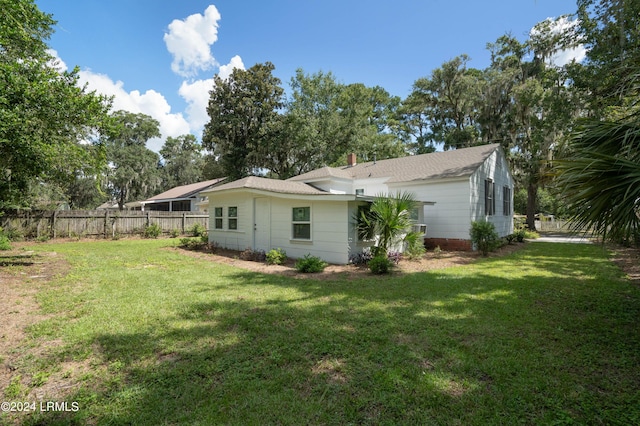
(141, 178, 226, 212)
(96, 200, 142, 211)
(199, 144, 514, 264)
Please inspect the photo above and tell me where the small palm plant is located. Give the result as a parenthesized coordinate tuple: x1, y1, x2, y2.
(357, 191, 422, 256)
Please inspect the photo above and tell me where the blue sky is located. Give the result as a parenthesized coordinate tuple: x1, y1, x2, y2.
(36, 0, 580, 151)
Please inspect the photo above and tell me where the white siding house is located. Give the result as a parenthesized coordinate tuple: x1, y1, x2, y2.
(200, 144, 514, 263)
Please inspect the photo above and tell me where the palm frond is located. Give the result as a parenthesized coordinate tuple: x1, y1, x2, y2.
(554, 118, 640, 242)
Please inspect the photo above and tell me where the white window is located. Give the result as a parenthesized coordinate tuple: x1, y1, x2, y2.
(228, 206, 238, 230)
(214, 207, 223, 229)
(292, 207, 311, 240)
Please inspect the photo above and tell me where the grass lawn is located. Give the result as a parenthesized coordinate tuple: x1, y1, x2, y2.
(2, 239, 639, 425)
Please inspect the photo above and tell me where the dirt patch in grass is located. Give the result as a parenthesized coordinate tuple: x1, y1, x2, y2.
(175, 243, 526, 280)
(609, 245, 640, 285)
(0, 247, 74, 404)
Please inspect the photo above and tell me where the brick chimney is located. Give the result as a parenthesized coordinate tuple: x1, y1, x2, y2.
(347, 153, 357, 167)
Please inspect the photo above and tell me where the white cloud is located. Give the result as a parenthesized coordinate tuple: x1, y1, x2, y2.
(179, 55, 245, 133)
(531, 16, 586, 67)
(46, 49, 68, 72)
(164, 5, 221, 77)
(218, 54, 245, 80)
(77, 69, 191, 152)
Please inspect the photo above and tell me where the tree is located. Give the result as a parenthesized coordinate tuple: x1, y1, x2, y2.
(407, 55, 483, 151)
(397, 88, 437, 154)
(202, 62, 284, 180)
(268, 70, 405, 178)
(159, 134, 204, 190)
(0, 0, 112, 210)
(487, 26, 579, 230)
(104, 111, 161, 210)
(574, 0, 640, 113)
(553, 1, 640, 243)
(272, 69, 345, 176)
(335, 83, 405, 162)
(554, 115, 640, 243)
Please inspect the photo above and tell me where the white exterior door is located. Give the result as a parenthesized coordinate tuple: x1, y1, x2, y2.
(253, 197, 271, 251)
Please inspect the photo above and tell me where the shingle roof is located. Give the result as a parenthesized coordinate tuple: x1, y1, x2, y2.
(202, 176, 329, 195)
(288, 144, 501, 183)
(145, 178, 226, 201)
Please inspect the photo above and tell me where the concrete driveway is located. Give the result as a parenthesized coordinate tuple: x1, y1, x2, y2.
(530, 232, 593, 244)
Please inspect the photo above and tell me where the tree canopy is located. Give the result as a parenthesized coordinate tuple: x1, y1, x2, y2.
(103, 111, 161, 210)
(0, 0, 112, 210)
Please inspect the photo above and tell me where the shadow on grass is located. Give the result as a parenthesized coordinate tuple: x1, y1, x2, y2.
(21, 243, 640, 425)
(0, 253, 36, 267)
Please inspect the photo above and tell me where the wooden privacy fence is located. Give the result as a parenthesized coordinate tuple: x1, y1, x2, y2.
(1, 210, 209, 239)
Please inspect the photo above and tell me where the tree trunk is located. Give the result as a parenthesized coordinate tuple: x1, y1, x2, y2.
(526, 182, 537, 231)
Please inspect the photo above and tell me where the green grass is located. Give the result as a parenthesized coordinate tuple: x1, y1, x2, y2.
(4, 239, 640, 425)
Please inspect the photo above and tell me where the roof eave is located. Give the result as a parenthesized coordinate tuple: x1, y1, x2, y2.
(204, 187, 358, 201)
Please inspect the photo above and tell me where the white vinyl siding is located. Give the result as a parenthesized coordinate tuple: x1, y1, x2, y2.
(395, 179, 471, 241)
(471, 150, 513, 237)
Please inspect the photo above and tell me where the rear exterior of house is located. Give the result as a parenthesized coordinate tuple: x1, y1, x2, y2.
(391, 147, 514, 250)
(201, 178, 362, 264)
(201, 144, 514, 263)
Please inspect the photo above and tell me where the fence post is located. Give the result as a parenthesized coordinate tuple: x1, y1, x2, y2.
(51, 210, 57, 239)
(104, 210, 109, 239)
(146, 212, 151, 228)
(182, 213, 187, 234)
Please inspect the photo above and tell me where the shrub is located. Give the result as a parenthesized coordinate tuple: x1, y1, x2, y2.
(513, 229, 527, 243)
(169, 228, 181, 238)
(187, 223, 207, 237)
(143, 223, 162, 239)
(295, 254, 327, 273)
(2, 227, 23, 242)
(36, 234, 50, 243)
(369, 255, 394, 274)
(266, 248, 287, 265)
(470, 220, 499, 256)
(0, 234, 11, 251)
(505, 234, 517, 245)
(179, 237, 201, 250)
(433, 245, 442, 258)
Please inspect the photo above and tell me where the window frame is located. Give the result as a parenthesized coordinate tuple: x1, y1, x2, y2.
(292, 206, 311, 240)
(214, 207, 223, 230)
(503, 186, 512, 216)
(227, 206, 238, 230)
(485, 179, 495, 216)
